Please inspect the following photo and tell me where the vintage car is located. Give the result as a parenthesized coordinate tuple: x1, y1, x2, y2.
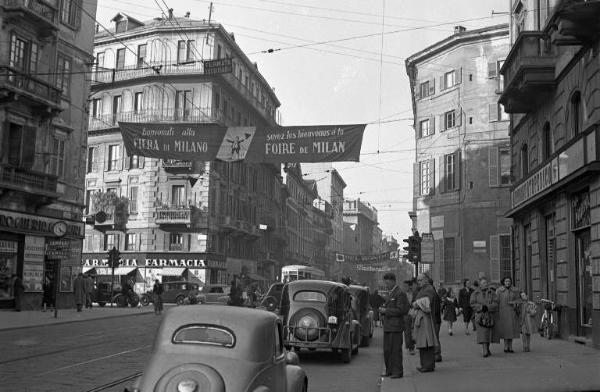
(94, 282, 139, 307)
(161, 281, 200, 305)
(129, 305, 308, 392)
(348, 285, 374, 347)
(260, 282, 285, 311)
(196, 283, 231, 304)
(280, 280, 361, 363)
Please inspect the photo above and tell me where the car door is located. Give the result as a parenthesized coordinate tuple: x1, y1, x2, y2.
(206, 285, 224, 303)
(162, 283, 176, 303)
(253, 320, 287, 391)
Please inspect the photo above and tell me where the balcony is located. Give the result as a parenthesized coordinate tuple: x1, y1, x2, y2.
(499, 31, 556, 113)
(553, 0, 600, 45)
(218, 215, 236, 232)
(88, 108, 225, 131)
(90, 61, 205, 86)
(2, 0, 58, 36)
(0, 66, 61, 112)
(155, 204, 207, 229)
(0, 164, 58, 198)
(92, 212, 125, 232)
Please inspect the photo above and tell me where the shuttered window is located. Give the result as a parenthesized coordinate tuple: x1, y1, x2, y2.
(107, 145, 120, 171)
(490, 234, 500, 282)
(419, 160, 434, 196)
(129, 186, 138, 214)
(442, 151, 460, 192)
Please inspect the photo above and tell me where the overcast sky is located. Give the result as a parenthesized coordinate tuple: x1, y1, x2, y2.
(95, 0, 510, 241)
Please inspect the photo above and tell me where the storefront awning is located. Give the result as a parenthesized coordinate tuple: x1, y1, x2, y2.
(159, 267, 186, 276)
(183, 270, 203, 285)
(82, 266, 95, 274)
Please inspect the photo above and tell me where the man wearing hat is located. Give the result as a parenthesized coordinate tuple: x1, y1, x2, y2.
(379, 272, 410, 378)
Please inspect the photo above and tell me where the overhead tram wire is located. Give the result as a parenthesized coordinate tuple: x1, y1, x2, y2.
(155, 0, 207, 63)
(376, 0, 385, 155)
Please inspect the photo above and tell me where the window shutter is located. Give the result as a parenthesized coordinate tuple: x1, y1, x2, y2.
(489, 146, 499, 187)
(490, 234, 500, 282)
(414, 85, 421, 100)
(488, 61, 497, 78)
(429, 116, 435, 134)
(456, 150, 462, 190)
(116, 146, 123, 171)
(489, 103, 499, 122)
(455, 108, 462, 127)
(455, 67, 462, 84)
(429, 158, 435, 195)
(439, 156, 445, 194)
(124, 153, 130, 170)
(439, 114, 445, 131)
(22, 126, 37, 169)
(428, 78, 435, 95)
(103, 145, 109, 171)
(435, 239, 444, 281)
(139, 156, 145, 168)
(414, 163, 421, 197)
(440, 75, 445, 91)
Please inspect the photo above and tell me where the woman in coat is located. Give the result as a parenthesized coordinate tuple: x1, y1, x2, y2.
(411, 274, 439, 372)
(73, 273, 86, 312)
(442, 289, 458, 336)
(470, 276, 499, 357)
(496, 276, 520, 353)
(458, 278, 474, 335)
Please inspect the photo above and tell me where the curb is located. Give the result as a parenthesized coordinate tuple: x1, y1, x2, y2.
(0, 308, 156, 332)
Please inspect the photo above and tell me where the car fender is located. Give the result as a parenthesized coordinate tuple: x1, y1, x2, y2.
(286, 365, 307, 392)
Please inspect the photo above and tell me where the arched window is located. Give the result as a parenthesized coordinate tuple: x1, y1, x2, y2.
(570, 91, 583, 136)
(521, 144, 529, 177)
(542, 122, 553, 160)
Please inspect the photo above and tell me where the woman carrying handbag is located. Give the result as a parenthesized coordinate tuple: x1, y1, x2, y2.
(470, 276, 499, 357)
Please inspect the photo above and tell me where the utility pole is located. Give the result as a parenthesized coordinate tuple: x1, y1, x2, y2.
(206, 2, 213, 44)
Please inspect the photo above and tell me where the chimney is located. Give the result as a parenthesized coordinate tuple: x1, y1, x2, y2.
(230, 32, 235, 41)
(185, 11, 190, 18)
(454, 25, 466, 34)
(168, 8, 173, 19)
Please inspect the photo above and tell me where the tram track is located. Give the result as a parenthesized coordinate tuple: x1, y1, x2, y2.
(83, 372, 143, 392)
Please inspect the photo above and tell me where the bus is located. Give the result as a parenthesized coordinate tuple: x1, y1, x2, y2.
(281, 265, 326, 282)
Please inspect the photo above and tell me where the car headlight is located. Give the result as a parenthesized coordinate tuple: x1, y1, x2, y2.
(177, 379, 198, 392)
(328, 316, 338, 324)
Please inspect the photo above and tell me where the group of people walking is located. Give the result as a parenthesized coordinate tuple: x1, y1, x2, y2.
(378, 272, 538, 378)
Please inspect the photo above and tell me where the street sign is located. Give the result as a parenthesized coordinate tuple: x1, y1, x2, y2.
(420, 233, 435, 264)
(204, 58, 233, 75)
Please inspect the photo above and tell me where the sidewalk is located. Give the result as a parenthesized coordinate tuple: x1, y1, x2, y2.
(380, 325, 600, 392)
(0, 304, 158, 331)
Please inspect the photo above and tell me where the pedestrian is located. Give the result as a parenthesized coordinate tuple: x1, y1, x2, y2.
(428, 275, 443, 362)
(411, 273, 439, 373)
(152, 279, 163, 315)
(496, 276, 521, 353)
(84, 274, 94, 309)
(401, 280, 416, 355)
(470, 275, 499, 357)
(458, 278, 475, 335)
(42, 275, 54, 312)
(379, 272, 410, 379)
(11, 274, 24, 312)
(442, 289, 458, 336)
(370, 289, 385, 327)
(229, 276, 243, 306)
(517, 291, 537, 352)
(73, 273, 86, 312)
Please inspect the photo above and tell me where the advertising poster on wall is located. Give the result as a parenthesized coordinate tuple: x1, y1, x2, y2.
(23, 236, 45, 292)
(0, 240, 18, 300)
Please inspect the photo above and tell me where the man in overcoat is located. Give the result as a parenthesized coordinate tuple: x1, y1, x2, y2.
(379, 272, 410, 378)
(412, 273, 439, 372)
(73, 273, 86, 312)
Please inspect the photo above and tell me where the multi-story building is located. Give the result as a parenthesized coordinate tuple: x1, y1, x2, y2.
(501, 0, 600, 347)
(83, 12, 284, 288)
(343, 198, 379, 256)
(405, 24, 512, 285)
(0, 0, 97, 309)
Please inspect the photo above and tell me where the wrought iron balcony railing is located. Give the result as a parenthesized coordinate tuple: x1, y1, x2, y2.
(3, 0, 58, 30)
(0, 66, 61, 108)
(0, 164, 58, 196)
(88, 108, 225, 130)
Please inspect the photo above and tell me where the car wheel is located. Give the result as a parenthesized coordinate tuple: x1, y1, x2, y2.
(115, 295, 128, 308)
(140, 295, 150, 306)
(176, 296, 185, 306)
(341, 347, 351, 363)
(98, 302, 106, 307)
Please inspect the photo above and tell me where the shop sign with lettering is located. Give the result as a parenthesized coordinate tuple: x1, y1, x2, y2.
(571, 191, 590, 230)
(512, 158, 558, 208)
(0, 240, 17, 253)
(0, 210, 83, 238)
(82, 253, 226, 269)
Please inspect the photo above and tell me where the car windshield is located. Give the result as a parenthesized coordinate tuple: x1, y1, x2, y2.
(293, 290, 326, 302)
(172, 324, 236, 348)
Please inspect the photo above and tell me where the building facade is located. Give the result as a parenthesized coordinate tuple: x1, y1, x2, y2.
(501, 0, 600, 347)
(0, 0, 97, 309)
(84, 12, 284, 289)
(343, 198, 379, 256)
(406, 24, 512, 285)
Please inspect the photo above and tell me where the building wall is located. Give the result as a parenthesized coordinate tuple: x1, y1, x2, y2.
(407, 24, 511, 284)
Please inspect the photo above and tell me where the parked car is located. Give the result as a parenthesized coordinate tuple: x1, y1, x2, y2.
(197, 283, 231, 304)
(348, 285, 374, 347)
(93, 281, 140, 307)
(161, 281, 200, 305)
(260, 282, 285, 311)
(281, 280, 361, 363)
(128, 305, 308, 392)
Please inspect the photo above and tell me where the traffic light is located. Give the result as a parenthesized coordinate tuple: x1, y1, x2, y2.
(402, 231, 422, 264)
(107, 246, 121, 269)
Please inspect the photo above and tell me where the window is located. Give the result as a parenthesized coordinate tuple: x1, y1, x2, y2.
(500, 149, 511, 185)
(129, 154, 141, 169)
(87, 147, 96, 173)
(489, 146, 511, 187)
(419, 81, 430, 98)
(108, 144, 120, 171)
(177, 40, 186, 63)
(443, 152, 459, 192)
(104, 234, 116, 251)
(444, 110, 456, 130)
(49, 134, 66, 177)
(521, 144, 529, 177)
(443, 237, 456, 282)
(85, 190, 93, 214)
(489, 103, 509, 122)
(488, 60, 505, 92)
(9, 34, 38, 73)
(570, 91, 583, 136)
(134, 92, 143, 113)
(419, 119, 431, 138)
(125, 233, 137, 250)
(216, 44, 222, 59)
(500, 235, 512, 280)
(169, 233, 184, 251)
(115, 20, 127, 33)
(186, 40, 196, 61)
(444, 70, 455, 88)
(61, 0, 81, 28)
(7, 123, 36, 169)
(490, 233, 511, 282)
(175, 90, 192, 120)
(91, 98, 102, 118)
(56, 55, 71, 96)
(96, 52, 105, 68)
(116, 48, 125, 70)
(419, 160, 432, 196)
(129, 186, 138, 213)
(137, 44, 146, 68)
(214, 92, 220, 110)
(172, 185, 186, 206)
(112, 95, 121, 123)
(542, 122, 553, 160)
